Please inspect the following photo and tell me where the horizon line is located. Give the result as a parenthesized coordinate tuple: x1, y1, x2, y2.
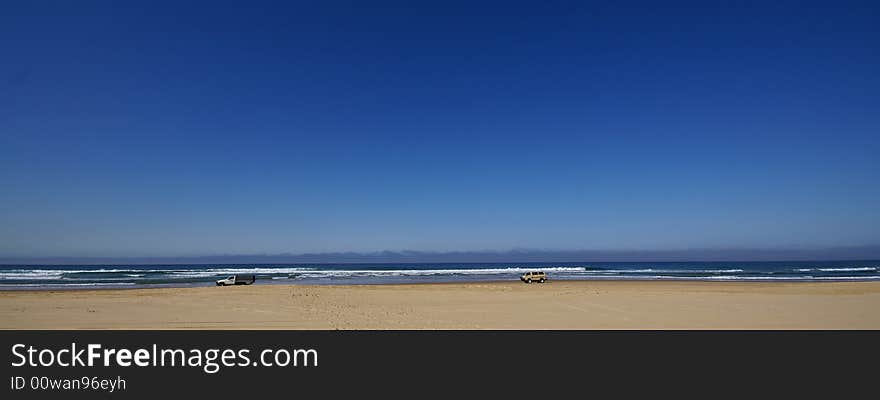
(2, 245, 879, 265)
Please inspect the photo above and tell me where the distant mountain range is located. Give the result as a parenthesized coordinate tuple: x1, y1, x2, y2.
(2, 245, 879, 265)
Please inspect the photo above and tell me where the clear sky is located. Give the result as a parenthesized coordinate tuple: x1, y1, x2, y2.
(1, 1, 878, 258)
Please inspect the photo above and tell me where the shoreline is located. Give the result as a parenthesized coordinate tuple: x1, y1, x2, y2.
(3, 261, 878, 290)
(3, 277, 880, 292)
(2, 280, 879, 329)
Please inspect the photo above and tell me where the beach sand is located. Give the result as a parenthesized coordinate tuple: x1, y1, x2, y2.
(1, 281, 878, 329)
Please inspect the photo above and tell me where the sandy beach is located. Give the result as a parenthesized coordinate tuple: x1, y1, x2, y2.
(1, 281, 879, 329)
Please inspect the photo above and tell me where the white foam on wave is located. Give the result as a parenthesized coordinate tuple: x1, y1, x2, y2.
(0, 270, 69, 279)
(288, 266, 587, 278)
(557, 268, 745, 274)
(0, 282, 137, 287)
(795, 267, 876, 272)
(0, 267, 318, 280)
(817, 267, 876, 272)
(165, 267, 316, 278)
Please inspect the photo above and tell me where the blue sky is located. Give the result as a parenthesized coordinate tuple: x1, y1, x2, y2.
(1, 1, 878, 258)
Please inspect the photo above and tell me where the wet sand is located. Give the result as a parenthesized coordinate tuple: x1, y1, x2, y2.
(1, 281, 878, 329)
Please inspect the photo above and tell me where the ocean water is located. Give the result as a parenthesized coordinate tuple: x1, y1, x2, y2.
(0, 261, 879, 290)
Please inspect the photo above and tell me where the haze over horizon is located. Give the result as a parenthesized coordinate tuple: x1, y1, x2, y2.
(2, 1, 878, 259)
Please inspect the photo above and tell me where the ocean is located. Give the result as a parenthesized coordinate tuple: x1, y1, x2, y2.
(1, 260, 878, 290)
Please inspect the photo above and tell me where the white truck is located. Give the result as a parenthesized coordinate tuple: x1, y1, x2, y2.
(216, 274, 256, 286)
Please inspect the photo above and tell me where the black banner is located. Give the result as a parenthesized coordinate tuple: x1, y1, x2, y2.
(2, 331, 877, 398)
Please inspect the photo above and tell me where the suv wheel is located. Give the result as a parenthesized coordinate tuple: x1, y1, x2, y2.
(526, 279, 532, 284)
(540, 278, 545, 283)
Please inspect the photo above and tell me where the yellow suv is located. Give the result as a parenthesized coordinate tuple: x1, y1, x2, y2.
(520, 271, 547, 284)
